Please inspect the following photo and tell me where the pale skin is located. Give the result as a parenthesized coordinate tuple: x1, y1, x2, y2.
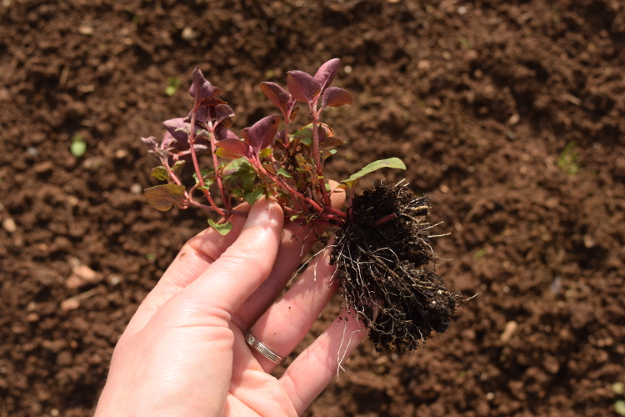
(95, 188, 368, 417)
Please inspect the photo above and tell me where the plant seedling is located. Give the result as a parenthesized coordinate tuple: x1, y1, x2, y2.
(70, 134, 87, 158)
(165, 76, 181, 96)
(557, 141, 580, 175)
(141, 58, 465, 352)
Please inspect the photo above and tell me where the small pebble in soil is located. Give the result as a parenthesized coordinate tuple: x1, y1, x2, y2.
(73, 264, 98, 282)
(182, 27, 196, 40)
(115, 149, 129, 159)
(2, 217, 16, 233)
(26, 312, 40, 322)
(61, 299, 80, 311)
(500, 321, 518, 343)
(130, 183, 143, 194)
(78, 25, 94, 35)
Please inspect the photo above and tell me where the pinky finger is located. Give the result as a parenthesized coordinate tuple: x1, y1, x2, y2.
(278, 308, 369, 415)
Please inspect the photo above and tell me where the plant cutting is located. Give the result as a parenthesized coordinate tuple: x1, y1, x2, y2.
(141, 58, 464, 352)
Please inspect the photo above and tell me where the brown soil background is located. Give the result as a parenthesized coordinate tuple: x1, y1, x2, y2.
(2, 1, 625, 416)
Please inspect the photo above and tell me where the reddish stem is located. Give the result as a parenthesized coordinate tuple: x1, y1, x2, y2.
(373, 212, 397, 227)
(188, 107, 225, 216)
(209, 121, 231, 212)
(311, 117, 331, 207)
(188, 200, 247, 216)
(161, 157, 183, 186)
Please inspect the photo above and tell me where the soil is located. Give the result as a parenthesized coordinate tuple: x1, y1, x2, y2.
(2, 1, 625, 416)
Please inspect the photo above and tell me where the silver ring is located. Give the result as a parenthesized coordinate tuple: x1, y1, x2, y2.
(245, 332, 286, 365)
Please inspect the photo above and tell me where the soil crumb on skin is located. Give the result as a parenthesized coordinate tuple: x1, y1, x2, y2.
(331, 183, 464, 352)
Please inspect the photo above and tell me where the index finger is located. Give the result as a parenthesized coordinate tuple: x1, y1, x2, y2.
(125, 206, 251, 334)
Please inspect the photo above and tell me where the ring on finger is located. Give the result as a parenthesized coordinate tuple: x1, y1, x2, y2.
(245, 332, 286, 365)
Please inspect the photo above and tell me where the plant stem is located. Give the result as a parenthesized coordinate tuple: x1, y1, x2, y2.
(311, 117, 331, 207)
(372, 212, 397, 227)
(208, 122, 231, 211)
(256, 160, 325, 213)
(347, 186, 355, 219)
(161, 157, 183, 186)
(188, 200, 247, 216)
(188, 108, 225, 216)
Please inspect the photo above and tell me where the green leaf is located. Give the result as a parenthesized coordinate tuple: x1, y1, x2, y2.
(208, 219, 233, 236)
(557, 141, 580, 175)
(293, 123, 314, 146)
(193, 168, 214, 185)
(165, 76, 181, 96)
(223, 157, 257, 191)
(616, 400, 625, 416)
(151, 166, 170, 181)
(70, 139, 87, 157)
(165, 86, 177, 96)
(171, 160, 185, 177)
(456, 35, 473, 49)
(341, 157, 406, 187)
(144, 184, 186, 212)
(473, 248, 487, 259)
(243, 187, 265, 205)
(276, 168, 293, 178)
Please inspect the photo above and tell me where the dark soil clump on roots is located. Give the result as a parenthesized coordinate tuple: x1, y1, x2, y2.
(331, 183, 464, 352)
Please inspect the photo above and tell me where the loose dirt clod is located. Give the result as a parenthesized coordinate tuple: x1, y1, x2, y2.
(331, 183, 464, 352)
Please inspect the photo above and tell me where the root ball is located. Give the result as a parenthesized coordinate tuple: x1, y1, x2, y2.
(330, 183, 464, 352)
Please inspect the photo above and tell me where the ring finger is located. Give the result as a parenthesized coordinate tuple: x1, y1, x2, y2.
(244, 243, 340, 372)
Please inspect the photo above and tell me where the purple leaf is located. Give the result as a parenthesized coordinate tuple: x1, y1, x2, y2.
(288, 102, 299, 122)
(314, 58, 340, 92)
(216, 139, 252, 159)
(160, 131, 177, 149)
(185, 105, 209, 125)
(191, 143, 209, 153)
(141, 136, 158, 150)
(287, 71, 321, 103)
(243, 115, 282, 152)
(317, 124, 326, 144)
(215, 104, 235, 126)
(216, 126, 239, 141)
(321, 87, 353, 109)
(162, 119, 210, 155)
(321, 135, 346, 149)
(163, 118, 192, 143)
(189, 67, 214, 102)
(274, 130, 287, 149)
(260, 82, 291, 115)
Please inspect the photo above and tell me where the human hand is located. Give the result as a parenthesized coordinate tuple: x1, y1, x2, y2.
(94, 192, 368, 416)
